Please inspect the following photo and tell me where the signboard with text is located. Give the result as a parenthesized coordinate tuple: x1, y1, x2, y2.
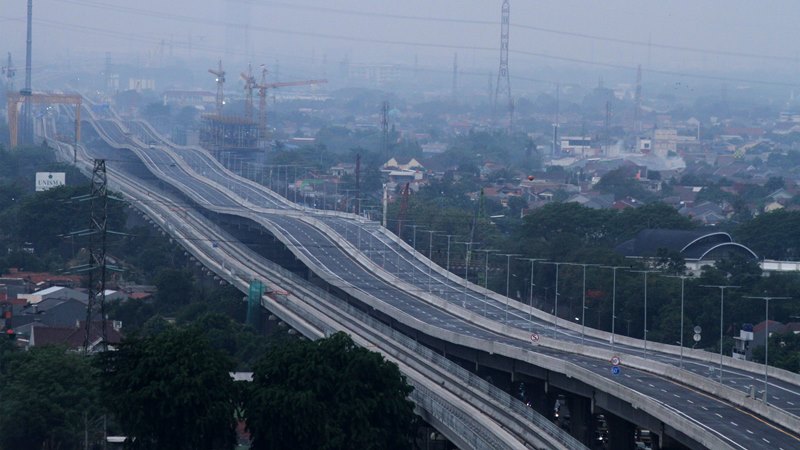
(35, 172, 65, 192)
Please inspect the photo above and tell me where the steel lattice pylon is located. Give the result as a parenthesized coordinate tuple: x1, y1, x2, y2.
(84, 159, 108, 352)
(494, 0, 512, 132)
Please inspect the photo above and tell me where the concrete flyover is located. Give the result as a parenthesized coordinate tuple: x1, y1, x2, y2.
(43, 117, 583, 450)
(59, 104, 800, 449)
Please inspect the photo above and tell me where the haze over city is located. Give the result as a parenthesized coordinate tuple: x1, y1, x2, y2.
(5, 1, 800, 449)
(4, 0, 800, 89)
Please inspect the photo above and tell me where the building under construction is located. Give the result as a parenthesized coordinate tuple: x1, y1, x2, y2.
(200, 113, 260, 152)
(199, 60, 326, 153)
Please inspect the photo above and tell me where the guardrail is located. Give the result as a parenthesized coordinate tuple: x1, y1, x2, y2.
(61, 113, 769, 449)
(45, 130, 550, 449)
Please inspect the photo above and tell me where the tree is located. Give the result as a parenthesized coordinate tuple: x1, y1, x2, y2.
(96, 327, 237, 450)
(0, 346, 100, 450)
(246, 332, 416, 450)
(153, 268, 195, 308)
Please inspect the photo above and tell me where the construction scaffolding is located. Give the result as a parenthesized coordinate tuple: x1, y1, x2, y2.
(200, 113, 260, 152)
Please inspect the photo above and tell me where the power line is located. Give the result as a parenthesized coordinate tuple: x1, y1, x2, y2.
(238, 0, 798, 63)
(39, 0, 800, 65)
(4, 3, 797, 87)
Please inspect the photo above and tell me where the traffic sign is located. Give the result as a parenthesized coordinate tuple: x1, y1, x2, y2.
(611, 366, 621, 376)
(694, 326, 702, 334)
(610, 355, 621, 366)
(693, 333, 701, 342)
(530, 333, 540, 343)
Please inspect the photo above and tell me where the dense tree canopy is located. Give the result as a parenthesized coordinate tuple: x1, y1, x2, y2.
(96, 327, 238, 450)
(246, 332, 416, 450)
(0, 346, 100, 450)
(735, 209, 800, 260)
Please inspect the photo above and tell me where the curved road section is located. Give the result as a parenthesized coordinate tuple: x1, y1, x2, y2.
(74, 105, 800, 449)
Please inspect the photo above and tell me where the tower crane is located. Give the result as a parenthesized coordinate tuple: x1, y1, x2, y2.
(240, 64, 256, 122)
(253, 66, 326, 138)
(208, 59, 225, 115)
(1, 53, 15, 91)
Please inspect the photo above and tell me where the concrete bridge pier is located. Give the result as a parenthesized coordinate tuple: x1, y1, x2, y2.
(568, 395, 594, 444)
(606, 413, 636, 450)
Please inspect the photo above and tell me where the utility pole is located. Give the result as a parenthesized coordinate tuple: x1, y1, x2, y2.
(519, 258, 547, 332)
(494, 0, 512, 131)
(663, 274, 691, 369)
(552, 83, 560, 158)
(381, 101, 389, 157)
(452, 53, 458, 100)
(563, 263, 600, 345)
(355, 153, 361, 216)
(701, 285, 740, 384)
(498, 253, 521, 323)
(630, 269, 661, 355)
(475, 249, 497, 317)
(743, 295, 793, 404)
(634, 64, 642, 134)
(21, 0, 34, 145)
(601, 266, 628, 353)
(540, 262, 565, 338)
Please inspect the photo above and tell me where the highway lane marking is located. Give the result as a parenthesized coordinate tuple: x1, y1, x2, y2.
(657, 372, 800, 443)
(788, 401, 795, 406)
(763, 438, 770, 444)
(746, 429, 753, 434)
(687, 399, 694, 404)
(715, 413, 723, 418)
(731, 421, 737, 426)
(661, 388, 667, 393)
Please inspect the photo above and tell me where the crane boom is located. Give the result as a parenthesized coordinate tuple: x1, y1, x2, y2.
(208, 60, 225, 115)
(263, 79, 327, 89)
(254, 73, 327, 140)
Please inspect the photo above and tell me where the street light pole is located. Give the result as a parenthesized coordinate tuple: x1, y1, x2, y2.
(476, 249, 497, 318)
(663, 274, 691, 370)
(630, 269, 660, 355)
(498, 253, 521, 323)
(563, 263, 600, 346)
(422, 230, 441, 293)
(444, 234, 456, 277)
(519, 258, 548, 332)
(743, 295, 792, 404)
(455, 241, 477, 307)
(601, 265, 628, 353)
(540, 262, 565, 338)
(701, 285, 740, 384)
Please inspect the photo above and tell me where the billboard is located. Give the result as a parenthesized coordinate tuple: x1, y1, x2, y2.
(35, 172, 66, 192)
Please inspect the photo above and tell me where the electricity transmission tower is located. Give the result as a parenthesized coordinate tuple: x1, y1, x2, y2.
(494, 0, 512, 132)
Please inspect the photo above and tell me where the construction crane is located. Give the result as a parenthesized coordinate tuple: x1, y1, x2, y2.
(208, 59, 225, 115)
(1, 53, 15, 91)
(7, 92, 81, 149)
(240, 64, 256, 122)
(254, 66, 326, 138)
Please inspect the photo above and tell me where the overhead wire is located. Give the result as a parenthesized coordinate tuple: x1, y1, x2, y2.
(4, 0, 791, 87)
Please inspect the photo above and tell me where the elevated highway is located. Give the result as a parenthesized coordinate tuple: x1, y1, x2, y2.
(44, 115, 581, 449)
(46, 104, 800, 449)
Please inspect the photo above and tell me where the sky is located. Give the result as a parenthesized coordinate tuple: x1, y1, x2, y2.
(3, 0, 800, 87)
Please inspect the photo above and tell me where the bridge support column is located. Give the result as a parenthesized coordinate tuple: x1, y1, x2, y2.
(568, 395, 593, 445)
(606, 413, 635, 450)
(526, 379, 548, 416)
(655, 423, 686, 450)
